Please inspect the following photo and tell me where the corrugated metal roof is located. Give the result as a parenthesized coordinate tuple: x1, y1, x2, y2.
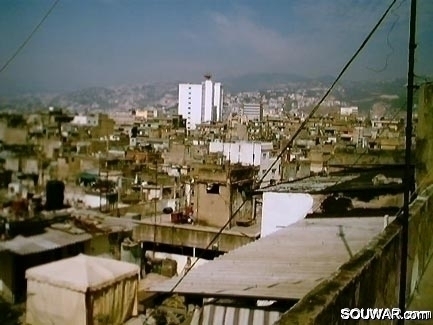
(259, 175, 359, 193)
(190, 304, 282, 325)
(0, 228, 92, 255)
(150, 217, 391, 301)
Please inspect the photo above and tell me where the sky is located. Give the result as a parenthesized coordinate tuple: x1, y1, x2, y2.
(0, 0, 432, 95)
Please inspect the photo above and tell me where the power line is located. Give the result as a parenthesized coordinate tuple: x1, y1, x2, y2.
(169, 199, 247, 293)
(256, 0, 399, 188)
(367, 0, 407, 73)
(308, 99, 410, 214)
(0, 0, 61, 75)
(168, 0, 401, 293)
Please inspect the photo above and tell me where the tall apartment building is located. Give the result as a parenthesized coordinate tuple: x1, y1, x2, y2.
(178, 75, 223, 132)
(242, 102, 263, 121)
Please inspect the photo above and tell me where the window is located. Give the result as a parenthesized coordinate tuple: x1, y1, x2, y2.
(262, 152, 267, 158)
(206, 183, 220, 194)
(271, 168, 277, 174)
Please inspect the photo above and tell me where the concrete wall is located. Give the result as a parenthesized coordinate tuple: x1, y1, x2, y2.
(329, 150, 405, 166)
(416, 83, 433, 191)
(3, 128, 27, 145)
(194, 182, 230, 227)
(111, 198, 178, 217)
(276, 184, 433, 325)
(163, 143, 186, 165)
(261, 192, 313, 238)
(133, 223, 255, 252)
(5, 157, 19, 172)
(84, 235, 111, 257)
(22, 158, 39, 175)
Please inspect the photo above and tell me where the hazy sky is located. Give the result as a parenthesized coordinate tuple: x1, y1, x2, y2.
(0, 0, 432, 94)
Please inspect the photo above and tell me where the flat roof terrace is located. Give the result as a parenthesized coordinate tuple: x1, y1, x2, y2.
(133, 214, 261, 252)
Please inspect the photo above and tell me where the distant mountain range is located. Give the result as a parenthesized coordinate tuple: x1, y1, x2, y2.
(222, 73, 310, 93)
(0, 73, 409, 113)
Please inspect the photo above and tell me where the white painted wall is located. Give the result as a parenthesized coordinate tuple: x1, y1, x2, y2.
(340, 106, 358, 116)
(213, 82, 223, 121)
(71, 115, 99, 126)
(258, 156, 280, 187)
(64, 193, 106, 209)
(178, 84, 202, 131)
(179, 79, 223, 131)
(261, 192, 314, 237)
(209, 141, 279, 186)
(202, 79, 214, 122)
(209, 141, 263, 166)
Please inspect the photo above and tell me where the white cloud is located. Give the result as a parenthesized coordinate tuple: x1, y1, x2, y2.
(210, 11, 304, 65)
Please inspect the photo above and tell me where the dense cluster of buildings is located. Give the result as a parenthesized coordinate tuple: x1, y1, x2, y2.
(0, 77, 429, 325)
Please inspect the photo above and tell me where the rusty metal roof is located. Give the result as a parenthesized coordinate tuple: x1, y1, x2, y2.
(149, 217, 390, 301)
(0, 228, 92, 255)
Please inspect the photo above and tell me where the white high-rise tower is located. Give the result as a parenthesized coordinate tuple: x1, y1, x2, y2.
(178, 74, 223, 132)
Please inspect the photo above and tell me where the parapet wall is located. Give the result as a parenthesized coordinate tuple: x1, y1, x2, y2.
(276, 184, 433, 325)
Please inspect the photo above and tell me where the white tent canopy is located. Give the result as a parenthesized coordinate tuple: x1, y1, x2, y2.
(26, 254, 139, 325)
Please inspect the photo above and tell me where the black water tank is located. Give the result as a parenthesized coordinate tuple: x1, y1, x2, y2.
(45, 180, 65, 211)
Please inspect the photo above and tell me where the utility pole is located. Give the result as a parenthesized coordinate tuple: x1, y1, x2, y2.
(153, 159, 158, 257)
(398, 0, 417, 322)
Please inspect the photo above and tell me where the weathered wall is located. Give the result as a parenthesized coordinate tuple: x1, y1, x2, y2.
(84, 235, 111, 257)
(276, 184, 433, 325)
(110, 198, 179, 217)
(163, 143, 186, 165)
(132, 222, 255, 252)
(3, 128, 27, 145)
(416, 82, 433, 191)
(194, 183, 230, 227)
(231, 185, 253, 226)
(329, 150, 405, 166)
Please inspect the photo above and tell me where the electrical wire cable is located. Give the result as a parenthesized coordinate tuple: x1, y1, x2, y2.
(367, 0, 407, 73)
(0, 0, 61, 75)
(308, 100, 411, 214)
(167, 1, 401, 293)
(168, 199, 247, 293)
(256, 0, 399, 188)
